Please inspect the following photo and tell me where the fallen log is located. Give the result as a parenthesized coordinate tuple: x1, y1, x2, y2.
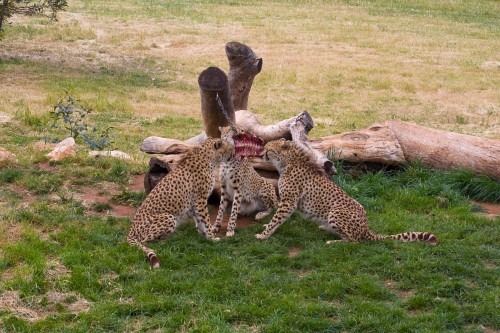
(142, 112, 500, 180)
(310, 121, 500, 179)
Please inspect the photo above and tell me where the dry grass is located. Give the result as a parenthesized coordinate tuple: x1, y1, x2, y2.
(0, 0, 498, 140)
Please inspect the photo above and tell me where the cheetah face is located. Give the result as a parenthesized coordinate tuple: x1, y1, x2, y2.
(213, 138, 234, 163)
(261, 139, 290, 168)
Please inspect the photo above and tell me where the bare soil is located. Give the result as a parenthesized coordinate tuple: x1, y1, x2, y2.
(474, 201, 500, 220)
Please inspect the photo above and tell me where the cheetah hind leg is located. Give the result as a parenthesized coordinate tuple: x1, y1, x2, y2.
(128, 213, 177, 269)
(255, 186, 278, 221)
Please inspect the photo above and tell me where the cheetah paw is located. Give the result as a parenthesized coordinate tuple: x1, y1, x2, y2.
(226, 230, 235, 237)
(255, 233, 268, 240)
(255, 212, 269, 221)
(211, 236, 220, 242)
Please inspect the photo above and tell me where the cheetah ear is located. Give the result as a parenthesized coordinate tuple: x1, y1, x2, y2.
(282, 140, 291, 149)
(213, 139, 222, 150)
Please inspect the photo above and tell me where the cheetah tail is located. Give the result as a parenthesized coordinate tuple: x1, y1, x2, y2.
(370, 232, 438, 245)
(127, 235, 160, 269)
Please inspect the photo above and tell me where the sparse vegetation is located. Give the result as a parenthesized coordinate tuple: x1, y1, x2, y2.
(44, 93, 114, 150)
(0, 0, 498, 332)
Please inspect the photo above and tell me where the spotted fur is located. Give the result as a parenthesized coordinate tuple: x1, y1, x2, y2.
(127, 138, 234, 269)
(212, 126, 278, 237)
(256, 139, 438, 245)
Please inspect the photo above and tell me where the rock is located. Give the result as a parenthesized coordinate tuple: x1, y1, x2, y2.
(0, 147, 18, 165)
(47, 138, 77, 161)
(0, 112, 12, 124)
(88, 150, 132, 160)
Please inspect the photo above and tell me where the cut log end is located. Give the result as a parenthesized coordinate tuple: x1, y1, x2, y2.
(296, 110, 314, 133)
(324, 160, 336, 176)
(198, 67, 228, 91)
(226, 41, 257, 59)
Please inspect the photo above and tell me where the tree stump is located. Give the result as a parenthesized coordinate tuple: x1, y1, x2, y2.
(226, 41, 263, 111)
(198, 67, 234, 138)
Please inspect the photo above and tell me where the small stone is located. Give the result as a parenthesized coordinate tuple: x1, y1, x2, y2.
(88, 150, 132, 160)
(0, 147, 18, 165)
(47, 138, 77, 161)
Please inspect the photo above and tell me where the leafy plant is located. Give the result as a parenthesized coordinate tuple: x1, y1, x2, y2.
(45, 92, 114, 150)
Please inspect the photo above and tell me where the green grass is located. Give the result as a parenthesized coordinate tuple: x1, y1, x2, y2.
(0, 162, 498, 332)
(0, 0, 499, 331)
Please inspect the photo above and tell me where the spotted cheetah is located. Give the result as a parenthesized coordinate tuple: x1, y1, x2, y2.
(255, 139, 437, 244)
(212, 126, 278, 237)
(127, 138, 234, 269)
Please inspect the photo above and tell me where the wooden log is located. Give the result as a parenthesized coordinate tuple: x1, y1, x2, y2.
(144, 154, 182, 194)
(310, 123, 405, 165)
(310, 121, 500, 179)
(386, 121, 500, 179)
(288, 111, 336, 176)
(140, 109, 315, 154)
(198, 67, 234, 138)
(142, 118, 500, 180)
(226, 41, 263, 111)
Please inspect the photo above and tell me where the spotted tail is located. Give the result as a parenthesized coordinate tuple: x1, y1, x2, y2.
(368, 231, 438, 244)
(127, 232, 160, 269)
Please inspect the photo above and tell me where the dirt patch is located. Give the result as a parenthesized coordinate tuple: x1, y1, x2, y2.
(287, 247, 301, 258)
(111, 204, 136, 218)
(385, 280, 414, 300)
(474, 202, 500, 220)
(45, 258, 71, 285)
(0, 222, 24, 245)
(75, 178, 145, 218)
(0, 290, 91, 322)
(128, 174, 145, 192)
(480, 325, 500, 333)
(296, 270, 312, 278)
(36, 162, 58, 172)
(208, 204, 260, 235)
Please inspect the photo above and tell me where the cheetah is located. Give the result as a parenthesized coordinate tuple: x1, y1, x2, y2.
(255, 139, 437, 244)
(127, 138, 234, 269)
(212, 126, 278, 237)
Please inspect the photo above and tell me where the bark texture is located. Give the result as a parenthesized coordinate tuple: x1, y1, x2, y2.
(198, 67, 234, 138)
(226, 41, 263, 111)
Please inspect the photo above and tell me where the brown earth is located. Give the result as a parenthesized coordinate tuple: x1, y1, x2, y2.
(474, 201, 500, 220)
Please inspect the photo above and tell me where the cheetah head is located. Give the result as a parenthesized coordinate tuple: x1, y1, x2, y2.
(204, 138, 234, 163)
(261, 139, 291, 169)
(219, 126, 264, 158)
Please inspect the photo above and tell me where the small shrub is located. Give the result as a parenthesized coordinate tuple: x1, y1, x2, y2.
(44, 92, 114, 150)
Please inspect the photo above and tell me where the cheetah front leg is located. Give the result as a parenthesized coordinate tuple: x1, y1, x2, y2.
(255, 199, 296, 240)
(212, 185, 229, 234)
(225, 190, 242, 237)
(193, 197, 219, 241)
